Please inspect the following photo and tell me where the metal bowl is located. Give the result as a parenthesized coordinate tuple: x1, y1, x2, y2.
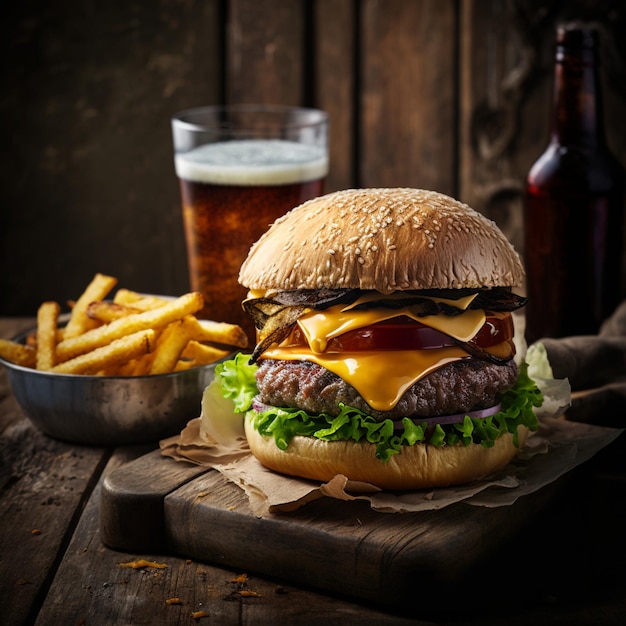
(0, 328, 229, 446)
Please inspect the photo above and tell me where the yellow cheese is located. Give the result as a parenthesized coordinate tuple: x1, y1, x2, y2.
(297, 302, 486, 353)
(261, 345, 470, 411)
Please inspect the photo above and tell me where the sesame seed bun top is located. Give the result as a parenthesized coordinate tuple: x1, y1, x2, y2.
(238, 188, 524, 293)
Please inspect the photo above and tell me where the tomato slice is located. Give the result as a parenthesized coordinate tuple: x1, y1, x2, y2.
(472, 314, 515, 348)
(285, 314, 513, 352)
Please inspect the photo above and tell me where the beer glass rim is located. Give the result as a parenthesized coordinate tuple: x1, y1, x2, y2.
(172, 104, 328, 133)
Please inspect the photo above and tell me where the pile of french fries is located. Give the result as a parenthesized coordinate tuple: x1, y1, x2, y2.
(0, 273, 248, 376)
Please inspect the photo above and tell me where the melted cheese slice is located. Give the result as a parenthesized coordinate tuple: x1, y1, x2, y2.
(261, 345, 470, 411)
(260, 294, 515, 411)
(298, 300, 486, 353)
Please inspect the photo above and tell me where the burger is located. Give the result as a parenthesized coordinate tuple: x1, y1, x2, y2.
(216, 188, 542, 490)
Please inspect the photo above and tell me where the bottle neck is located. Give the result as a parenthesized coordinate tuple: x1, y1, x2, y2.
(550, 35, 606, 149)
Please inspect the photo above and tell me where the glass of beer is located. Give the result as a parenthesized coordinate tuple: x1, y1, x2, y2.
(171, 105, 329, 338)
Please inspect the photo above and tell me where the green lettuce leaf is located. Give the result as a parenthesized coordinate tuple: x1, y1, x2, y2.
(215, 353, 258, 413)
(217, 354, 543, 462)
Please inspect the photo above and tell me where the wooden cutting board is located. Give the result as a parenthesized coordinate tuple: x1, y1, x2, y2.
(100, 449, 561, 610)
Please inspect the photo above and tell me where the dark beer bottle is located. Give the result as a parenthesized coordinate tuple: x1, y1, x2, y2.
(523, 24, 625, 344)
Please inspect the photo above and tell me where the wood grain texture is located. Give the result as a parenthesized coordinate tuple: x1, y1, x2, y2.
(2, 0, 625, 316)
(359, 0, 456, 193)
(42, 448, 423, 626)
(0, 420, 109, 626)
(100, 451, 213, 553)
(459, 0, 626, 269)
(95, 445, 626, 623)
(227, 0, 305, 105)
(459, 0, 544, 258)
(0, 0, 222, 314)
(101, 449, 556, 612)
(315, 0, 356, 192)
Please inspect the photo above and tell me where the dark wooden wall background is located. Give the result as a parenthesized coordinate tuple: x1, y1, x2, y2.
(2, 0, 625, 316)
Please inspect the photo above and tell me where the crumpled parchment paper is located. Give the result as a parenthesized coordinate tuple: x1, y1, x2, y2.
(161, 392, 621, 517)
(160, 414, 620, 517)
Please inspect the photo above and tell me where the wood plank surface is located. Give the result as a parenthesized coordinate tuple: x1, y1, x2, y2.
(459, 0, 537, 256)
(4, 2, 626, 315)
(100, 451, 214, 553)
(359, 0, 456, 193)
(101, 449, 559, 614)
(2, 314, 626, 624)
(0, 1, 223, 313)
(315, 0, 357, 192)
(98, 445, 626, 624)
(227, 0, 305, 105)
(38, 448, 425, 626)
(0, 419, 109, 626)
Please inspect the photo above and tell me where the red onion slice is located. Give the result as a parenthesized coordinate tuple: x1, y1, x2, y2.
(252, 399, 274, 413)
(392, 403, 502, 429)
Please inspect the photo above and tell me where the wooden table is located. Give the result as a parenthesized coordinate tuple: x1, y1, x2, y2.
(1, 316, 626, 625)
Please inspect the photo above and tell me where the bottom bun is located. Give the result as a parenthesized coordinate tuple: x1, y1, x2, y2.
(244, 414, 529, 490)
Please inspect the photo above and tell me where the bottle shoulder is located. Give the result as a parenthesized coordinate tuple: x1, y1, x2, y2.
(526, 142, 624, 191)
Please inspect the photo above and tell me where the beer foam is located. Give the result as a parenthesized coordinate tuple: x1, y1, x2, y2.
(175, 139, 329, 186)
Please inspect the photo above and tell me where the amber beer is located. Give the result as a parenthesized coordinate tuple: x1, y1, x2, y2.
(175, 138, 328, 337)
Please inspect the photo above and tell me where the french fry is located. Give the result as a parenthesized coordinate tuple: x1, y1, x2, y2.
(149, 318, 195, 375)
(107, 355, 144, 377)
(51, 329, 155, 375)
(149, 314, 245, 374)
(36, 301, 61, 370)
(0, 338, 37, 368)
(112, 288, 144, 305)
(123, 354, 153, 376)
(113, 289, 170, 311)
(173, 359, 201, 371)
(180, 340, 231, 365)
(63, 273, 118, 339)
(87, 301, 141, 324)
(184, 317, 249, 348)
(55, 292, 204, 362)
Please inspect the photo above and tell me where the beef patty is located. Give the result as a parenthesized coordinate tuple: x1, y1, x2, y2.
(255, 358, 519, 421)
